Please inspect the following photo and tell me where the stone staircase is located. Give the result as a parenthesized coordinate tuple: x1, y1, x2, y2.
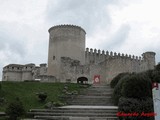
(26, 84, 118, 120)
(67, 85, 114, 106)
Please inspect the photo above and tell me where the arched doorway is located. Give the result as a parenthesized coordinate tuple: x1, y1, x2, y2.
(77, 77, 88, 84)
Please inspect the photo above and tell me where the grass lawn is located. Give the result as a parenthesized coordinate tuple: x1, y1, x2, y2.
(0, 81, 86, 112)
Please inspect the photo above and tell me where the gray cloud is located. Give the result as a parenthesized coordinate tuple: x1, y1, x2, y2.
(100, 24, 131, 51)
(46, 0, 120, 35)
(0, 24, 26, 56)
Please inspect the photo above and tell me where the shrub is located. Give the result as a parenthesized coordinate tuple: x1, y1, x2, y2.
(121, 74, 152, 99)
(145, 70, 154, 80)
(155, 63, 160, 71)
(145, 70, 160, 83)
(110, 72, 130, 88)
(36, 92, 47, 102)
(118, 97, 154, 120)
(5, 98, 25, 120)
(112, 75, 130, 105)
(153, 75, 160, 83)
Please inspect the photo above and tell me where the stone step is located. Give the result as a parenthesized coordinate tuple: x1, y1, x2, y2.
(25, 85, 117, 120)
(80, 93, 112, 96)
(34, 116, 118, 120)
(32, 112, 116, 117)
(87, 87, 113, 90)
(71, 96, 111, 99)
(80, 91, 113, 95)
(68, 102, 114, 106)
(30, 106, 118, 110)
(68, 99, 112, 104)
(82, 88, 113, 91)
(29, 107, 118, 118)
(91, 85, 111, 88)
(80, 91, 113, 94)
(67, 85, 114, 106)
(30, 109, 117, 113)
(76, 95, 111, 99)
(0, 112, 6, 116)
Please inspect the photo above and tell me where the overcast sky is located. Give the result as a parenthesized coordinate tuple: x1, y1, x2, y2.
(0, 0, 160, 79)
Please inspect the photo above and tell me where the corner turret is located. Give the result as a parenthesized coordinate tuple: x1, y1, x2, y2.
(142, 51, 156, 70)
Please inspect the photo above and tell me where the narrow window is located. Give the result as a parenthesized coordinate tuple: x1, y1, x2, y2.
(53, 56, 55, 60)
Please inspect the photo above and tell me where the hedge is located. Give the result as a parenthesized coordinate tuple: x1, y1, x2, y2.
(110, 72, 129, 88)
(118, 97, 154, 120)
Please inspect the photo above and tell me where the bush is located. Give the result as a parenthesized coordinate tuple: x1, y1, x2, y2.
(36, 92, 47, 102)
(112, 75, 130, 105)
(118, 97, 154, 120)
(121, 74, 152, 99)
(5, 98, 25, 120)
(155, 63, 160, 71)
(145, 70, 154, 80)
(153, 75, 160, 83)
(110, 72, 129, 88)
(145, 70, 160, 83)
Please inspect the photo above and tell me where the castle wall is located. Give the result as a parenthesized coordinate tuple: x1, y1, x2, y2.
(58, 57, 90, 83)
(105, 57, 141, 83)
(85, 48, 107, 64)
(47, 25, 86, 79)
(2, 65, 23, 81)
(3, 71, 22, 81)
(2, 64, 46, 81)
(2, 25, 156, 84)
(89, 62, 106, 84)
(39, 64, 47, 76)
(22, 71, 33, 81)
(21, 64, 35, 81)
(85, 48, 147, 83)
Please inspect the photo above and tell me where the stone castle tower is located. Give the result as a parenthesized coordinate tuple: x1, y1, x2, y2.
(47, 25, 86, 79)
(2, 24, 156, 84)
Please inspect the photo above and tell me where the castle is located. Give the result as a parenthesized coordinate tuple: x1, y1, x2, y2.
(2, 25, 156, 84)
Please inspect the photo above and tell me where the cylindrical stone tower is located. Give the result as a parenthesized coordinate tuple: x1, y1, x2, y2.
(142, 51, 156, 70)
(47, 25, 86, 79)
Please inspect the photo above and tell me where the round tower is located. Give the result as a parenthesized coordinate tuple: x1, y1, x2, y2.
(47, 24, 86, 78)
(142, 51, 156, 70)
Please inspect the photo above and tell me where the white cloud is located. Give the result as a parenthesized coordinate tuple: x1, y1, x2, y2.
(106, 0, 160, 56)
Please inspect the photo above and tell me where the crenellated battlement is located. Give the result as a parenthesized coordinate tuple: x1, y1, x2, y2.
(2, 24, 156, 83)
(3, 63, 38, 72)
(3, 64, 23, 72)
(85, 48, 143, 64)
(48, 24, 86, 34)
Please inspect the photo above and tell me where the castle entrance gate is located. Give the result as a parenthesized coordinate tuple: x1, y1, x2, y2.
(77, 77, 88, 84)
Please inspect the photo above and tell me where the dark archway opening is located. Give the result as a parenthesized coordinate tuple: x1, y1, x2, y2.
(77, 77, 88, 84)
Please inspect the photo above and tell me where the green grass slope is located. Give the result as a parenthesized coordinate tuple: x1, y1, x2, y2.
(0, 81, 84, 112)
